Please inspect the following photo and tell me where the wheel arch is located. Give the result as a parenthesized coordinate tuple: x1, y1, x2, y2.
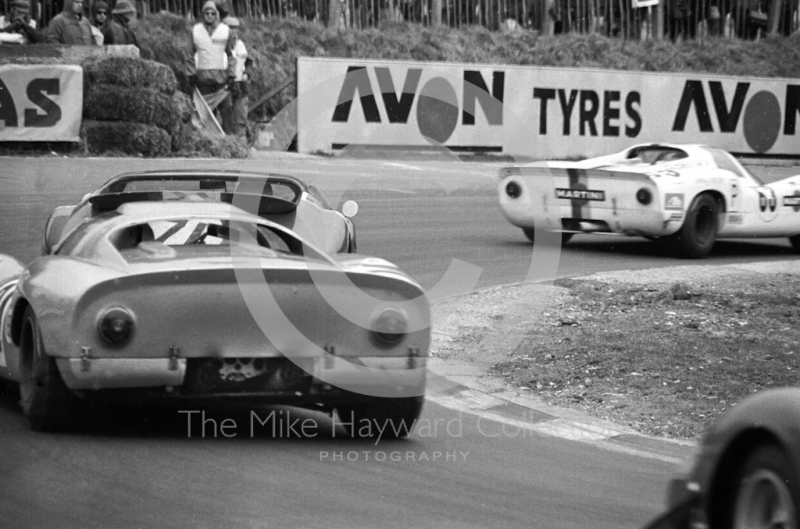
(691, 189, 726, 214)
(10, 297, 31, 347)
(706, 427, 794, 529)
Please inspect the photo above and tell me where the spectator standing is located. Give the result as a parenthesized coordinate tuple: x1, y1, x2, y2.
(223, 16, 251, 139)
(706, 0, 723, 35)
(0, 0, 43, 44)
(102, 0, 138, 46)
(45, 0, 93, 45)
(89, 1, 108, 45)
(187, 1, 235, 135)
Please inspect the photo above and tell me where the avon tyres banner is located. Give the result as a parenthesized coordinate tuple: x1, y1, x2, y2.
(0, 64, 83, 142)
(296, 57, 800, 158)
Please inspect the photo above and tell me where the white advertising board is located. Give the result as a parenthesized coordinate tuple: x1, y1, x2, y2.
(296, 57, 800, 159)
(0, 64, 83, 142)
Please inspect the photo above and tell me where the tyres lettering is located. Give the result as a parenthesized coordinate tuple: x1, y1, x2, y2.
(533, 87, 641, 137)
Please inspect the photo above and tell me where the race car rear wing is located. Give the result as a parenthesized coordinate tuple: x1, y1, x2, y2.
(89, 173, 305, 216)
(89, 190, 298, 216)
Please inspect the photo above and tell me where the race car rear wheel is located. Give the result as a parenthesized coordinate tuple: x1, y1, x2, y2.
(337, 396, 424, 439)
(668, 193, 719, 259)
(18, 306, 79, 432)
(729, 443, 798, 529)
(789, 233, 800, 253)
(523, 228, 573, 246)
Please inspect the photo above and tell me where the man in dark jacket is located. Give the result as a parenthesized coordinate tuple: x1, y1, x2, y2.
(102, 0, 138, 46)
(0, 0, 44, 44)
(45, 0, 93, 45)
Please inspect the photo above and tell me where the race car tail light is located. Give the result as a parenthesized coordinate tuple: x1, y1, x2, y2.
(505, 181, 522, 199)
(98, 307, 135, 345)
(371, 307, 407, 345)
(636, 188, 653, 205)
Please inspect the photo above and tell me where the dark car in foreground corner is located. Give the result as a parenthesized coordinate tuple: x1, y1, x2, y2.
(643, 387, 800, 529)
(42, 169, 358, 256)
(0, 192, 427, 434)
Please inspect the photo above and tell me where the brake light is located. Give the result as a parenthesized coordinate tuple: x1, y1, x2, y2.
(98, 307, 135, 345)
(371, 307, 407, 345)
(506, 181, 522, 199)
(636, 188, 653, 205)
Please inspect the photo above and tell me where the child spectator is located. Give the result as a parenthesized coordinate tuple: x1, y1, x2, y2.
(223, 16, 252, 139)
(89, 1, 109, 45)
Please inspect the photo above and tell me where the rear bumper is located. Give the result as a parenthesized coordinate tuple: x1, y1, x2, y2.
(56, 356, 427, 395)
(57, 358, 186, 390)
(499, 198, 682, 237)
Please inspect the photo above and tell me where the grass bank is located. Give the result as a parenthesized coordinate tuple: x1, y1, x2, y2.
(137, 14, 800, 121)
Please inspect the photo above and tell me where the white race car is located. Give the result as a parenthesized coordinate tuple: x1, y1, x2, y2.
(498, 144, 800, 258)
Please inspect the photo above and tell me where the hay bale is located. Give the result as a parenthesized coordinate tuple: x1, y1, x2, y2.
(82, 120, 171, 157)
(171, 121, 191, 153)
(82, 56, 176, 95)
(83, 84, 181, 134)
(172, 91, 194, 124)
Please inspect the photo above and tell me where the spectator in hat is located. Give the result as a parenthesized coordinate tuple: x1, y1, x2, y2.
(102, 0, 138, 47)
(187, 1, 236, 134)
(0, 0, 43, 44)
(45, 0, 93, 45)
(223, 16, 251, 139)
(89, 0, 108, 45)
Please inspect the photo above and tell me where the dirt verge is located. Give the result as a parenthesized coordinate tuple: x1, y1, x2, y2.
(433, 262, 800, 440)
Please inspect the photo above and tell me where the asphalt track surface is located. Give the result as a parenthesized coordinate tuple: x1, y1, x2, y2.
(0, 155, 797, 529)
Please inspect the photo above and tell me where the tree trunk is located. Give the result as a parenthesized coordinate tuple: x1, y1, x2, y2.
(328, 0, 340, 27)
(768, 0, 784, 34)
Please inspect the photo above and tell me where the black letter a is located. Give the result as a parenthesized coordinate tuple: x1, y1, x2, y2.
(332, 67, 381, 123)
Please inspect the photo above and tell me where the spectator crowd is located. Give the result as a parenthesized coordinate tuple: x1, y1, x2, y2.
(1, 0, 253, 140)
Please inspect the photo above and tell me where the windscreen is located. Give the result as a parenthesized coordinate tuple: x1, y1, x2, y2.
(110, 219, 298, 260)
